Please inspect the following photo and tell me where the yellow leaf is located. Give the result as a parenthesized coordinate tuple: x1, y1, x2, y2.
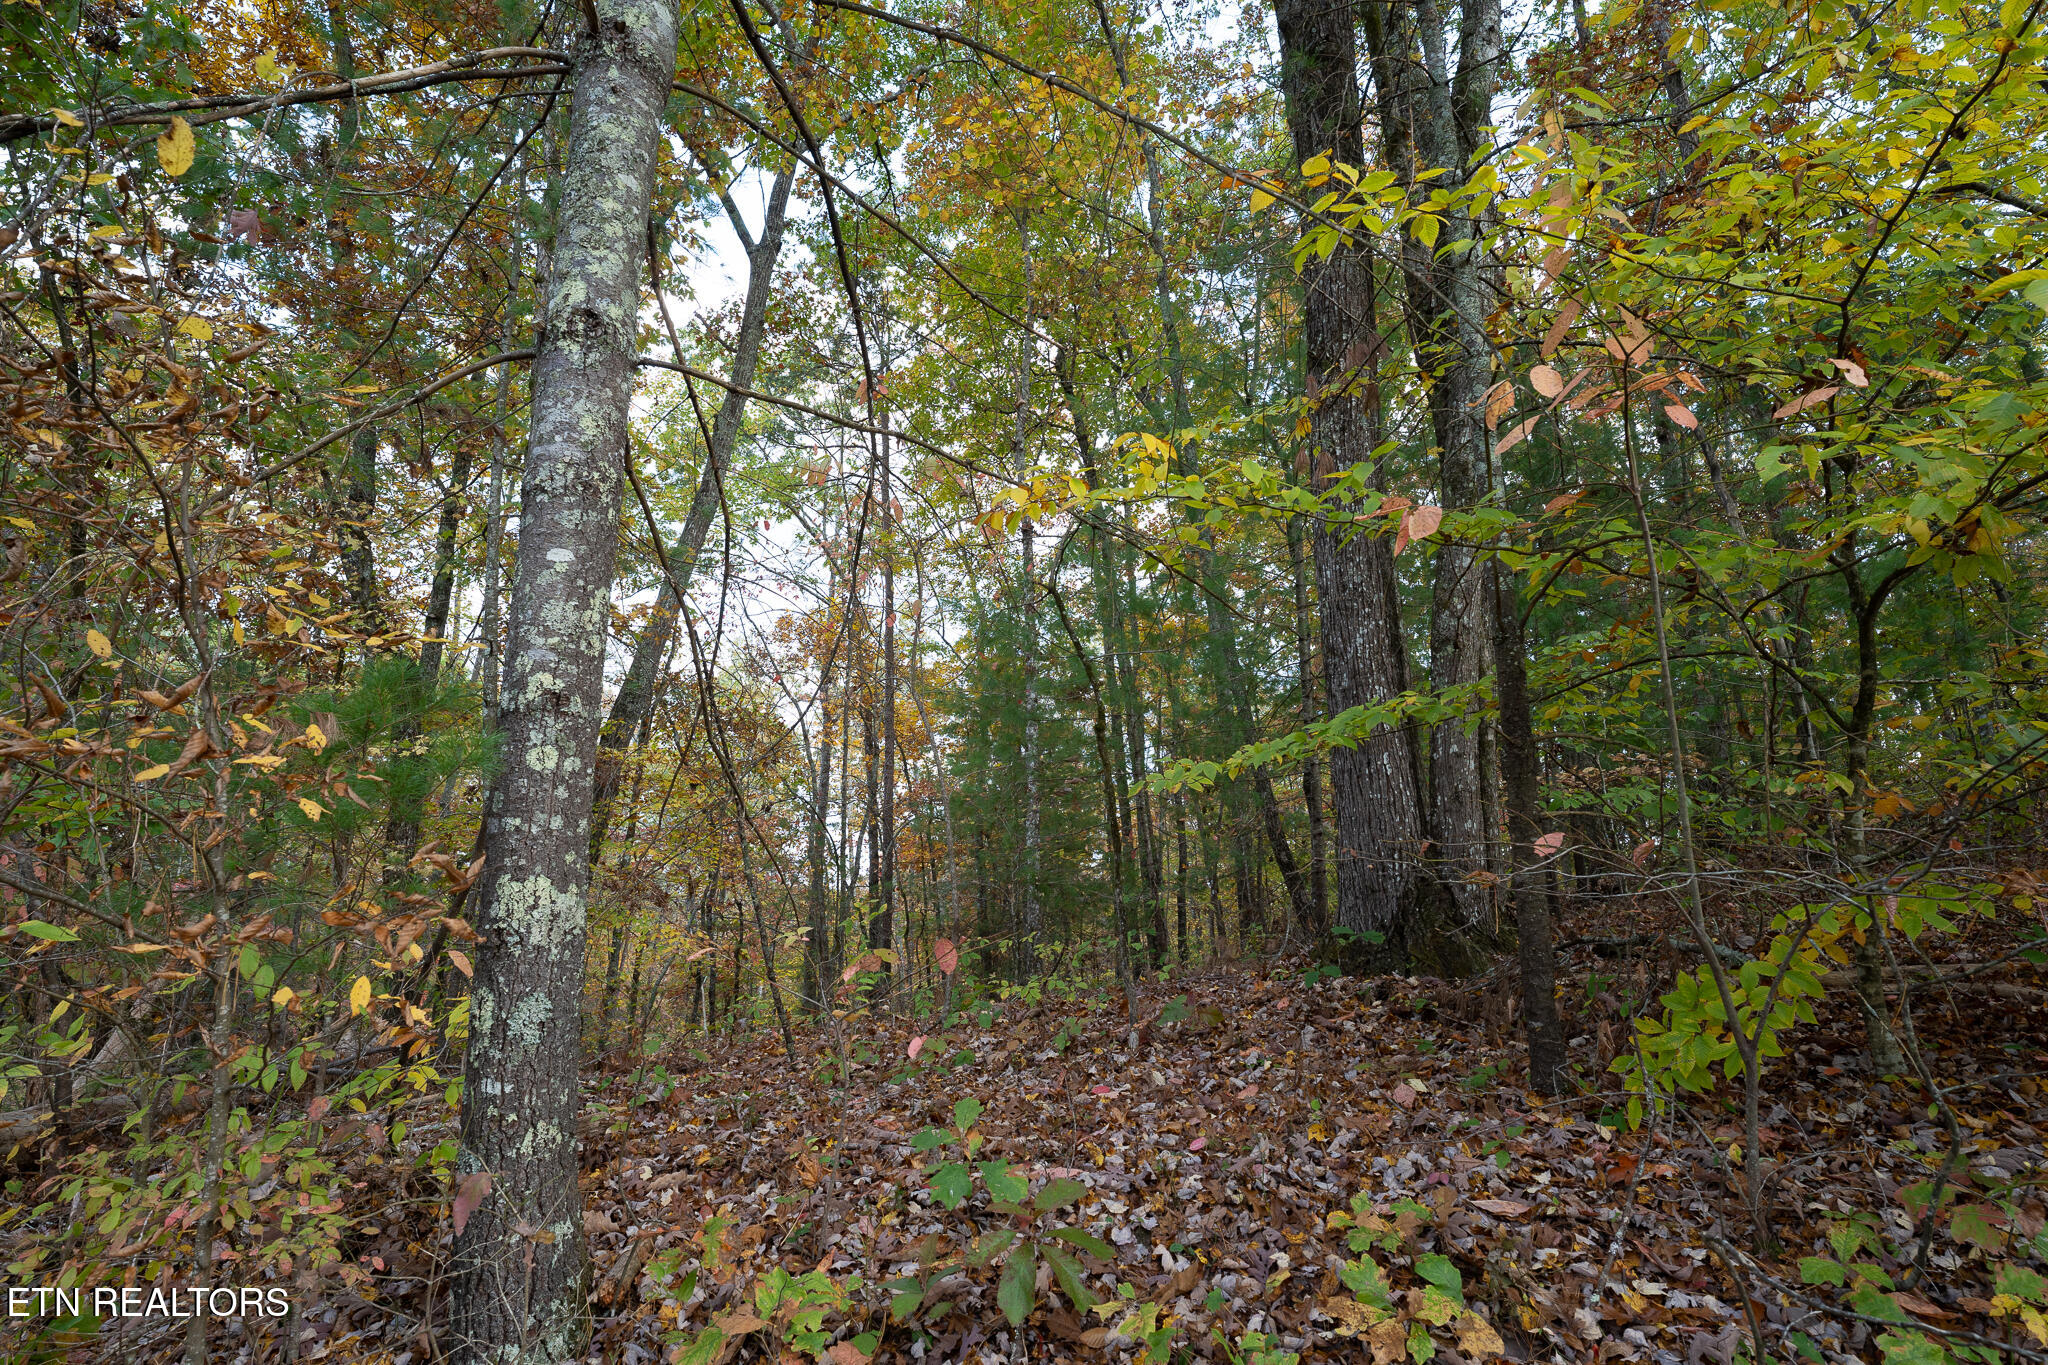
(176, 316, 213, 342)
(1457, 1311, 1506, 1358)
(297, 797, 325, 821)
(51, 108, 83, 128)
(156, 117, 195, 177)
(272, 985, 295, 1007)
(254, 49, 284, 82)
(85, 628, 112, 659)
(349, 975, 372, 1015)
(1250, 188, 1277, 212)
(134, 763, 170, 782)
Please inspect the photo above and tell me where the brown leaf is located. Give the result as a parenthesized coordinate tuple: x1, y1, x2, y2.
(1530, 363, 1565, 398)
(1391, 1082, 1418, 1110)
(713, 1310, 767, 1335)
(1663, 402, 1698, 430)
(1472, 1198, 1534, 1217)
(827, 1343, 872, 1365)
(1894, 1291, 1956, 1321)
(1828, 357, 1869, 387)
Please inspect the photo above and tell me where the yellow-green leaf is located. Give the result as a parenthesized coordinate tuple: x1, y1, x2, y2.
(51, 108, 83, 128)
(176, 316, 212, 342)
(134, 763, 170, 782)
(349, 975, 372, 1015)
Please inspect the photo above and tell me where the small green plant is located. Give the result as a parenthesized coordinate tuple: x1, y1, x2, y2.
(888, 1097, 1114, 1329)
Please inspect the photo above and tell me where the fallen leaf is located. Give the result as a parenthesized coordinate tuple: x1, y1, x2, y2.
(907, 1034, 926, 1060)
(1391, 1083, 1417, 1110)
(1472, 1198, 1533, 1217)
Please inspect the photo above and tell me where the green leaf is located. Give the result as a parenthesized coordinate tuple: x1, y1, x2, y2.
(1799, 1257, 1847, 1287)
(1847, 1286, 1909, 1323)
(1049, 1226, 1115, 1260)
(980, 1160, 1029, 1205)
(953, 1097, 983, 1132)
(888, 1276, 927, 1322)
(965, 1229, 1015, 1267)
(1043, 1243, 1098, 1313)
(1406, 1318, 1437, 1362)
(15, 920, 79, 942)
(1035, 1177, 1086, 1212)
(930, 1162, 972, 1210)
(911, 1126, 949, 1152)
(1874, 1329, 1948, 1365)
(1994, 1265, 2047, 1304)
(998, 1244, 1037, 1327)
(1413, 1253, 1464, 1307)
(1340, 1256, 1393, 1309)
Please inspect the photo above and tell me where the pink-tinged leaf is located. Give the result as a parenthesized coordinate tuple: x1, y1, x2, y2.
(1541, 243, 1571, 285)
(1091, 1085, 1116, 1097)
(1391, 1083, 1418, 1110)
(1532, 831, 1566, 858)
(933, 937, 959, 976)
(688, 944, 717, 962)
(907, 1034, 926, 1060)
(1495, 415, 1541, 455)
(1473, 1198, 1533, 1217)
(1530, 363, 1565, 398)
(1678, 369, 1707, 393)
(452, 1171, 492, 1237)
(1540, 300, 1582, 358)
(1828, 357, 1869, 387)
(1188, 1137, 1206, 1151)
(1631, 839, 1658, 868)
(1662, 402, 1698, 430)
(227, 207, 261, 243)
(1407, 505, 1443, 541)
(1772, 385, 1840, 419)
(1236, 1084, 1260, 1100)
(827, 1342, 874, 1365)
(308, 1095, 330, 1121)
(447, 949, 473, 978)
(1379, 493, 1413, 520)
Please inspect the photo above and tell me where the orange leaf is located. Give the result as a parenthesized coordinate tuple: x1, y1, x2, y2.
(1663, 402, 1698, 430)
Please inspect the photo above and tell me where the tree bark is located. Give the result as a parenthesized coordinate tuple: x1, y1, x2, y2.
(1275, 0, 1432, 965)
(451, 3, 678, 1360)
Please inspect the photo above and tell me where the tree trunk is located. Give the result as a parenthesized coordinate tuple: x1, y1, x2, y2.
(451, 4, 678, 1360)
(587, 163, 796, 862)
(1275, 0, 1432, 967)
(1287, 514, 1331, 940)
(1363, 0, 1502, 933)
(1492, 557, 1566, 1091)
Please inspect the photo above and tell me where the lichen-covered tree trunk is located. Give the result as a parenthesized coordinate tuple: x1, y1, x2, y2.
(450, 2, 678, 1359)
(1275, 0, 1430, 963)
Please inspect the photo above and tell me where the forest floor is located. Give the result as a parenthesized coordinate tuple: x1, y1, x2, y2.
(46, 921, 2048, 1365)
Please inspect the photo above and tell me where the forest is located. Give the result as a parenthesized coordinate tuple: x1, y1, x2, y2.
(0, 0, 2045, 1360)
